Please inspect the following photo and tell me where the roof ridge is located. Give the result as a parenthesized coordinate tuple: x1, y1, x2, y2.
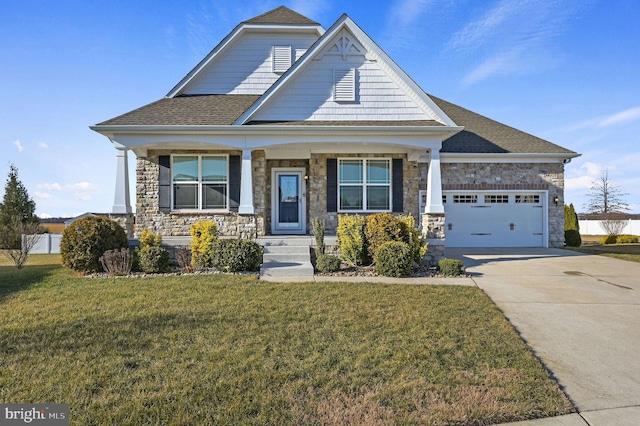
(242, 5, 320, 25)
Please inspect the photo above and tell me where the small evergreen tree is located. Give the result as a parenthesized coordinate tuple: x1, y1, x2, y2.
(0, 165, 42, 250)
(564, 203, 581, 247)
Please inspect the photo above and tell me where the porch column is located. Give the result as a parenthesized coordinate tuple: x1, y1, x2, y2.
(238, 149, 255, 214)
(425, 149, 444, 214)
(112, 144, 132, 214)
(421, 148, 445, 265)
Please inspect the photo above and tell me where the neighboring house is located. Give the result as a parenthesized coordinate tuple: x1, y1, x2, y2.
(91, 6, 579, 253)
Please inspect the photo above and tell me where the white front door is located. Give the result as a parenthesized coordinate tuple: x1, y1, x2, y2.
(272, 168, 306, 234)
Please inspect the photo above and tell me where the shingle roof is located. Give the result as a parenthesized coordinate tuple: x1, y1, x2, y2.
(242, 6, 320, 26)
(430, 95, 576, 155)
(97, 95, 261, 126)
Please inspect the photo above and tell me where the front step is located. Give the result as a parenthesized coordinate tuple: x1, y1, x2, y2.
(258, 238, 314, 279)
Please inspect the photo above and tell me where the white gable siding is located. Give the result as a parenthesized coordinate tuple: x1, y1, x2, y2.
(251, 54, 433, 121)
(183, 32, 318, 95)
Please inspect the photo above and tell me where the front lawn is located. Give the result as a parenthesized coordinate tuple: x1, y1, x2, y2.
(565, 236, 640, 263)
(0, 255, 573, 425)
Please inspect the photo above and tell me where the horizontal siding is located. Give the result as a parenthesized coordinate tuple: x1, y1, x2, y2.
(252, 55, 432, 121)
(184, 32, 318, 95)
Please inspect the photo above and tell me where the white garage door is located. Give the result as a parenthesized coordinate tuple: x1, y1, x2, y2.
(443, 192, 546, 247)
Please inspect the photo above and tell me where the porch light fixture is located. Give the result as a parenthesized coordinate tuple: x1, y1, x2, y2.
(553, 196, 559, 205)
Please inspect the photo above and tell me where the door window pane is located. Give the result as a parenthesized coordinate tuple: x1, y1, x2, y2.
(173, 156, 198, 181)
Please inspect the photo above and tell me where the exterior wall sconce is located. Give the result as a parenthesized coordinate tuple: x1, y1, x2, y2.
(510, 223, 515, 231)
(553, 196, 559, 205)
(447, 223, 453, 231)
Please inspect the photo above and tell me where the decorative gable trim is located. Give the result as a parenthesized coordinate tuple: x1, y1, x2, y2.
(324, 29, 364, 60)
(234, 14, 457, 127)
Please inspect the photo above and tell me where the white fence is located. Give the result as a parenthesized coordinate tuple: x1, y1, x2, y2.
(26, 233, 63, 254)
(579, 220, 640, 236)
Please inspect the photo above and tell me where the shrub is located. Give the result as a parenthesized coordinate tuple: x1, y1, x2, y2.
(397, 214, 428, 264)
(315, 254, 341, 273)
(311, 217, 326, 255)
(190, 220, 218, 268)
(138, 228, 162, 247)
(437, 258, 465, 276)
(599, 235, 617, 245)
(138, 245, 170, 273)
(60, 216, 128, 273)
(99, 248, 132, 276)
(365, 213, 407, 261)
(210, 239, 263, 272)
(616, 234, 639, 244)
(337, 214, 367, 266)
(564, 230, 582, 248)
(176, 249, 192, 270)
(373, 241, 412, 277)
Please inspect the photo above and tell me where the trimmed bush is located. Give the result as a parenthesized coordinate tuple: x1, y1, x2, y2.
(397, 214, 428, 264)
(337, 214, 367, 266)
(60, 216, 128, 273)
(210, 239, 263, 272)
(616, 234, 639, 244)
(564, 230, 582, 248)
(365, 213, 407, 261)
(138, 245, 170, 273)
(190, 220, 218, 268)
(316, 254, 341, 273)
(599, 235, 617, 245)
(437, 259, 465, 276)
(373, 241, 412, 277)
(139, 228, 162, 247)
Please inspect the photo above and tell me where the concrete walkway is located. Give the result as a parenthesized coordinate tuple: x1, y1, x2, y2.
(446, 248, 640, 426)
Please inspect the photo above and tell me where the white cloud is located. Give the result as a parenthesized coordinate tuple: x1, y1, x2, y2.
(565, 161, 602, 190)
(37, 183, 62, 191)
(34, 191, 52, 199)
(12, 140, 23, 152)
(597, 106, 640, 128)
(39, 213, 53, 219)
(38, 142, 48, 149)
(66, 182, 99, 192)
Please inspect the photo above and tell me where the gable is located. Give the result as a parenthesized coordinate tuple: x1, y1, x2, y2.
(237, 17, 456, 126)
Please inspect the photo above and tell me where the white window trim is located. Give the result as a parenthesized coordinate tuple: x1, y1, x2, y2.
(171, 154, 229, 212)
(272, 45, 292, 73)
(333, 68, 356, 102)
(338, 158, 391, 213)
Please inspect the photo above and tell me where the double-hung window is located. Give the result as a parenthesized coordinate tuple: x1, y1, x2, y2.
(172, 155, 228, 210)
(338, 158, 391, 211)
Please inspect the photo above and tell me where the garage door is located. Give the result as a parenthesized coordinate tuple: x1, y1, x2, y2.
(443, 192, 545, 247)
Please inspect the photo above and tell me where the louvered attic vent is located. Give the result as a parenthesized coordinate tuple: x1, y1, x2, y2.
(272, 46, 292, 73)
(333, 68, 356, 102)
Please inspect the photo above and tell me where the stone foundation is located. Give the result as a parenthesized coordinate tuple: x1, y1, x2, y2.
(108, 213, 135, 239)
(421, 213, 445, 265)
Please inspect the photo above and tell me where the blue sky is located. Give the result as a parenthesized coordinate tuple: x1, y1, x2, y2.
(2, 0, 639, 217)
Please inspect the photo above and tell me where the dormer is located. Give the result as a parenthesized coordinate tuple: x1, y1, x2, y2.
(167, 6, 324, 96)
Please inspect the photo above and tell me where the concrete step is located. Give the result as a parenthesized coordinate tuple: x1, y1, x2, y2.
(262, 244, 310, 254)
(263, 253, 310, 263)
(260, 261, 315, 277)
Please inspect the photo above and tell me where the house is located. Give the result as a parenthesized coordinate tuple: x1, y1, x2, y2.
(91, 6, 579, 257)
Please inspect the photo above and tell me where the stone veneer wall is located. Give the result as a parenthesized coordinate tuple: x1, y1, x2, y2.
(309, 153, 419, 233)
(135, 149, 267, 238)
(439, 162, 566, 247)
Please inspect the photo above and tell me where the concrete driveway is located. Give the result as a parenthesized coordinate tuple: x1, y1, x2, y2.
(445, 247, 640, 425)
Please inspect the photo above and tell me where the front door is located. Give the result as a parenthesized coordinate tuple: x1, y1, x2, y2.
(272, 168, 306, 234)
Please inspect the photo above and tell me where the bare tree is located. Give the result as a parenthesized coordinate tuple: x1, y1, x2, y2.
(0, 216, 45, 269)
(585, 169, 630, 236)
(586, 169, 630, 215)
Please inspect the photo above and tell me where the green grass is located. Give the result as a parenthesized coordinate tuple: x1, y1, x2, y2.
(565, 236, 640, 263)
(1, 256, 573, 425)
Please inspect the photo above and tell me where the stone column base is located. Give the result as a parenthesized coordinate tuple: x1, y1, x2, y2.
(421, 213, 445, 266)
(108, 213, 135, 239)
